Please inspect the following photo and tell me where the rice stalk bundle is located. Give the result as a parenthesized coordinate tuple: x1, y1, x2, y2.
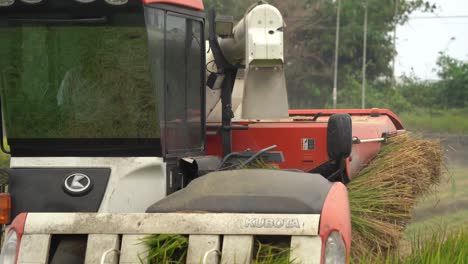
(348, 133, 443, 260)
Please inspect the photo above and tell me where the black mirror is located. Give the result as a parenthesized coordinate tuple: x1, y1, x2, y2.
(327, 113, 352, 161)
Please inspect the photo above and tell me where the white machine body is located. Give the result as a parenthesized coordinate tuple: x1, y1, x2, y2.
(207, 3, 290, 121)
(10, 157, 166, 213)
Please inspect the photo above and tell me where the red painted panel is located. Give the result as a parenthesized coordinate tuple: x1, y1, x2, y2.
(206, 122, 330, 172)
(319, 183, 351, 263)
(206, 113, 400, 179)
(7, 213, 27, 264)
(289, 108, 404, 130)
(143, 0, 204, 11)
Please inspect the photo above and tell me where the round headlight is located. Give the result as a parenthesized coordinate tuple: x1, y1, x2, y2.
(0, 231, 18, 264)
(325, 231, 346, 264)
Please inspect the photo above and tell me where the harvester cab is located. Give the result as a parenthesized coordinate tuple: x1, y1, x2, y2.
(0, 0, 405, 263)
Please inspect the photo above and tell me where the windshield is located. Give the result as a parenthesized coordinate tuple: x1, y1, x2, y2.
(0, 17, 159, 139)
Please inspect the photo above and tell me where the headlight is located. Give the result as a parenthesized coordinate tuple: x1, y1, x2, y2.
(325, 231, 346, 264)
(0, 231, 18, 264)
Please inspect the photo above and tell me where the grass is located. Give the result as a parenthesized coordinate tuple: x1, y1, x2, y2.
(403, 165, 468, 235)
(414, 167, 467, 210)
(405, 210, 468, 237)
(140, 235, 292, 264)
(355, 227, 468, 264)
(404, 228, 468, 264)
(253, 240, 291, 264)
(400, 108, 468, 134)
(140, 234, 188, 264)
(0, 152, 9, 168)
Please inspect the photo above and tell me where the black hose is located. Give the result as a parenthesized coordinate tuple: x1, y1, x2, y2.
(216, 145, 278, 170)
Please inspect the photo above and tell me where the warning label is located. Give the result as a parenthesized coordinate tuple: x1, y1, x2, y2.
(302, 138, 315, 150)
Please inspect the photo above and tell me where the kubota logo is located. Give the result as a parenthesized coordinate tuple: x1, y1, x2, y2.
(241, 218, 301, 229)
(63, 173, 92, 196)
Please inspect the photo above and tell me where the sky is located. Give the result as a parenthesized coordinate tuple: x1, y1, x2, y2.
(395, 0, 468, 80)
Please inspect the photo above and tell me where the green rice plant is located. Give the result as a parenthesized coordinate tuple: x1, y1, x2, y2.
(404, 228, 468, 264)
(354, 227, 468, 264)
(243, 159, 280, 170)
(253, 241, 291, 264)
(142, 235, 293, 264)
(140, 234, 188, 264)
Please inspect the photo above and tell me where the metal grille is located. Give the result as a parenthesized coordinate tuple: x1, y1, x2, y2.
(18, 213, 322, 264)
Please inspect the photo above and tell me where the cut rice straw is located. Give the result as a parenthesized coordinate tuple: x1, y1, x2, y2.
(348, 133, 443, 260)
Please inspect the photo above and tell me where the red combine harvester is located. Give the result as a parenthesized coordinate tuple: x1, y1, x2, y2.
(0, 0, 404, 263)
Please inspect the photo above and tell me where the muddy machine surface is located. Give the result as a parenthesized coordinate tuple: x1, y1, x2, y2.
(0, 0, 404, 263)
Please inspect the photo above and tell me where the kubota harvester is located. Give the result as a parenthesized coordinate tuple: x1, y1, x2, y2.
(0, 0, 404, 263)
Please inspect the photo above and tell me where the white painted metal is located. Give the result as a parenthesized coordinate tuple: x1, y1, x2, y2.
(221, 235, 254, 264)
(352, 137, 385, 144)
(187, 235, 220, 264)
(245, 5, 284, 66)
(19, 213, 322, 263)
(290, 236, 322, 264)
(242, 4, 289, 119)
(205, 3, 289, 120)
(24, 213, 320, 236)
(17, 234, 51, 264)
(119, 235, 149, 264)
(10, 157, 166, 213)
(242, 66, 289, 119)
(0, 0, 14, 7)
(85, 234, 120, 264)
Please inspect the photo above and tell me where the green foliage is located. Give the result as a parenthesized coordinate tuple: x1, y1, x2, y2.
(398, 76, 441, 109)
(436, 53, 468, 108)
(399, 108, 468, 134)
(396, 54, 468, 111)
(388, 54, 468, 132)
(280, 0, 434, 109)
(0, 139, 9, 167)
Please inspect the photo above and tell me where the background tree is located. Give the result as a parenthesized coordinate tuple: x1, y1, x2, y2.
(204, 0, 435, 109)
(436, 53, 468, 109)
